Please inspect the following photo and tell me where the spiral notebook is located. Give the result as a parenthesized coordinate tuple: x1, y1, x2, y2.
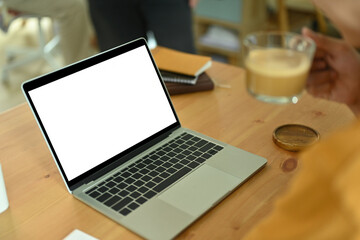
(160, 70, 198, 85)
(165, 72, 214, 95)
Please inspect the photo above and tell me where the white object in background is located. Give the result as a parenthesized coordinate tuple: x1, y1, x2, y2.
(199, 25, 240, 51)
(0, 163, 9, 213)
(147, 31, 158, 50)
(63, 229, 99, 240)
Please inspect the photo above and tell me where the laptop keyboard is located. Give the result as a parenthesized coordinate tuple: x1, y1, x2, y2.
(85, 132, 224, 216)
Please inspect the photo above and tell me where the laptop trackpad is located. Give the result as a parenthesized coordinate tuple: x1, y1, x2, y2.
(158, 164, 239, 217)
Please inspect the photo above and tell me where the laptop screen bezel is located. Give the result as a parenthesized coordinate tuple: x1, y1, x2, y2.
(22, 38, 181, 191)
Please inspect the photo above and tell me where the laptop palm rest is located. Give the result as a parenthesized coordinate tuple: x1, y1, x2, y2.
(125, 164, 239, 239)
(159, 164, 239, 216)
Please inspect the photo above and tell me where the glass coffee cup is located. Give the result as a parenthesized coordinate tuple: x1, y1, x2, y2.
(243, 32, 316, 104)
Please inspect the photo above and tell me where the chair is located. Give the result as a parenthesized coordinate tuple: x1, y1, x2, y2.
(268, 0, 327, 33)
(0, 2, 61, 83)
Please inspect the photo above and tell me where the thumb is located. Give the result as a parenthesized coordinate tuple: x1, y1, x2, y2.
(302, 27, 341, 53)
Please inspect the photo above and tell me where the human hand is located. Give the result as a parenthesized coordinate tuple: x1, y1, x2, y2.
(302, 27, 360, 116)
(189, 0, 200, 8)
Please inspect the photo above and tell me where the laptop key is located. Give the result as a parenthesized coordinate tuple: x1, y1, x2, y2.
(155, 166, 166, 172)
(182, 150, 192, 155)
(169, 158, 179, 164)
(157, 150, 166, 156)
(167, 152, 176, 157)
(89, 191, 101, 198)
(128, 167, 139, 173)
(149, 155, 159, 160)
(98, 181, 106, 186)
(181, 133, 192, 140)
(188, 161, 200, 169)
(128, 202, 140, 211)
(208, 149, 218, 155)
(152, 177, 163, 183)
(195, 157, 206, 164)
(144, 190, 157, 199)
(193, 151, 202, 157)
(112, 197, 132, 211)
(195, 139, 207, 147)
(97, 186, 108, 193)
(119, 208, 132, 216)
(138, 186, 149, 193)
(153, 166, 192, 193)
(149, 171, 159, 177)
(173, 148, 182, 153)
(109, 187, 120, 195)
(130, 192, 141, 199)
(104, 196, 121, 207)
(160, 172, 170, 179)
(116, 182, 128, 189)
(162, 162, 172, 168)
(136, 162, 146, 169)
(214, 145, 224, 151)
(180, 159, 190, 165)
(135, 197, 147, 205)
(124, 178, 136, 184)
(141, 175, 151, 182)
(85, 186, 97, 194)
(139, 168, 150, 174)
(105, 181, 116, 188)
(160, 155, 170, 161)
(132, 173, 142, 179)
(118, 190, 130, 197)
(145, 181, 156, 188)
(97, 192, 112, 202)
(105, 176, 113, 182)
(153, 160, 163, 166)
(173, 163, 184, 169)
(166, 167, 177, 174)
(188, 146, 197, 151)
(143, 159, 152, 164)
(113, 176, 124, 183)
(147, 164, 157, 170)
(126, 185, 137, 192)
(175, 153, 186, 159)
(121, 172, 131, 178)
(134, 180, 145, 187)
(200, 142, 216, 152)
(202, 153, 212, 159)
(163, 147, 172, 152)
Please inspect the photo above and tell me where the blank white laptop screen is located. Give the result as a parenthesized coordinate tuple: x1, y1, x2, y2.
(28, 46, 177, 181)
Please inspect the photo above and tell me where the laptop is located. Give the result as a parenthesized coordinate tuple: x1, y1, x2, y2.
(22, 38, 267, 240)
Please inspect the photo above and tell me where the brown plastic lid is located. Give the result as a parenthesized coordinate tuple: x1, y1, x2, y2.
(272, 124, 320, 151)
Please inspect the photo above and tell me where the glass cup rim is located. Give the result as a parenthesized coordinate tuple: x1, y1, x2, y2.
(242, 31, 316, 50)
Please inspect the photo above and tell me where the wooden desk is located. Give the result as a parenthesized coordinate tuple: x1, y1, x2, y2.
(0, 62, 355, 239)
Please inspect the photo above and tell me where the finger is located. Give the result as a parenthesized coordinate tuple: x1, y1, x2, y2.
(307, 81, 333, 99)
(302, 27, 343, 54)
(313, 49, 327, 59)
(307, 69, 336, 86)
(311, 59, 328, 71)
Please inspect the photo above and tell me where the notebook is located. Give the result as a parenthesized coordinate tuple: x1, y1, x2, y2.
(151, 46, 212, 77)
(160, 70, 198, 85)
(22, 38, 266, 240)
(165, 72, 214, 95)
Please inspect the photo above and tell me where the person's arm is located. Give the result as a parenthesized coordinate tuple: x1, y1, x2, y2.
(302, 28, 360, 116)
(312, 0, 360, 47)
(188, 0, 200, 8)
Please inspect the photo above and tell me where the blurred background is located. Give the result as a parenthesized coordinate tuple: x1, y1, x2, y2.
(0, 0, 341, 113)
